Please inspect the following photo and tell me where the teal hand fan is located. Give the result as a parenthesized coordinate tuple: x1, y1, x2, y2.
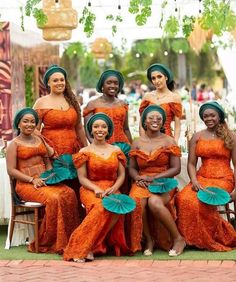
(148, 178, 178, 194)
(102, 194, 136, 214)
(112, 142, 131, 162)
(40, 169, 65, 185)
(52, 154, 77, 179)
(197, 187, 230, 206)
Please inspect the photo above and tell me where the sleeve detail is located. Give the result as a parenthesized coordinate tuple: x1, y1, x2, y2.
(117, 151, 127, 167)
(72, 152, 89, 168)
(169, 102, 183, 118)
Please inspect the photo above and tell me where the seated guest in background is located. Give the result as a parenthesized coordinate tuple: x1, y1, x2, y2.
(63, 113, 129, 262)
(6, 108, 80, 253)
(176, 101, 236, 251)
(129, 105, 185, 257)
(139, 64, 182, 143)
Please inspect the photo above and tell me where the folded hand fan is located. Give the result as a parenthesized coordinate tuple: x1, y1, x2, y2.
(102, 194, 136, 214)
(52, 154, 77, 179)
(148, 178, 178, 194)
(197, 187, 230, 206)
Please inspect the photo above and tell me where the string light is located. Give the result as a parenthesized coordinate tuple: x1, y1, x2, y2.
(164, 51, 168, 56)
(118, 0, 121, 10)
(88, 1, 91, 7)
(199, 0, 202, 14)
(174, 0, 178, 13)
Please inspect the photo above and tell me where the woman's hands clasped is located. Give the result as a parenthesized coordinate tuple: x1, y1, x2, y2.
(32, 178, 46, 189)
(135, 175, 153, 189)
(191, 180, 203, 192)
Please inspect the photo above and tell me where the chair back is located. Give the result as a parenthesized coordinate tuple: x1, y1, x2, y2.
(9, 177, 25, 206)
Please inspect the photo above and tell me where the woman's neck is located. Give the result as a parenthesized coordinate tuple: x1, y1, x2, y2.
(49, 92, 65, 98)
(92, 140, 107, 146)
(101, 93, 116, 103)
(17, 133, 35, 142)
(145, 130, 162, 139)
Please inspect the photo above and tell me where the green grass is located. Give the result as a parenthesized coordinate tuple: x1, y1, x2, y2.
(0, 225, 236, 260)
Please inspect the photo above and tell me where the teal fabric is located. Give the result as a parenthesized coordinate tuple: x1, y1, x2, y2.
(199, 101, 225, 122)
(147, 63, 173, 85)
(141, 105, 166, 129)
(86, 113, 114, 140)
(43, 64, 67, 87)
(149, 178, 178, 194)
(96, 69, 124, 93)
(197, 187, 230, 205)
(102, 194, 136, 214)
(13, 107, 39, 130)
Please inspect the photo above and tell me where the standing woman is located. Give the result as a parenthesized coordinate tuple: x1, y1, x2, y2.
(33, 64, 87, 155)
(139, 64, 182, 143)
(176, 101, 236, 251)
(63, 113, 129, 262)
(129, 105, 185, 256)
(83, 69, 132, 145)
(6, 108, 79, 253)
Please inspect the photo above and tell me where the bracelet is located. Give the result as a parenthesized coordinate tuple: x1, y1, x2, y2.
(28, 177, 34, 183)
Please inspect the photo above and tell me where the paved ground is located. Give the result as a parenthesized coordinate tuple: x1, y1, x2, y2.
(0, 260, 235, 282)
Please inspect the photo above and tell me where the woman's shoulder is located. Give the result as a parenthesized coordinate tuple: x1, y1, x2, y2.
(142, 91, 155, 101)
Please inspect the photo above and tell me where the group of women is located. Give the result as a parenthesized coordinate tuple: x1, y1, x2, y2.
(6, 63, 236, 262)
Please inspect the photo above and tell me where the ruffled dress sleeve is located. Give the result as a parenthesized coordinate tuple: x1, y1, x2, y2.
(116, 151, 127, 168)
(169, 102, 183, 118)
(83, 106, 95, 117)
(165, 145, 181, 157)
(139, 100, 152, 115)
(72, 151, 89, 169)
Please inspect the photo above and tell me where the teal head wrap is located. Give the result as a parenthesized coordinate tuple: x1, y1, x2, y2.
(96, 69, 124, 93)
(13, 107, 39, 135)
(199, 101, 225, 122)
(43, 64, 67, 87)
(141, 105, 166, 130)
(147, 63, 173, 85)
(86, 113, 114, 140)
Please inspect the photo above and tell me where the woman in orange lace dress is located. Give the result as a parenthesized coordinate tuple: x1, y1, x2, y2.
(139, 64, 182, 142)
(63, 113, 129, 262)
(176, 101, 236, 251)
(129, 105, 185, 257)
(33, 64, 87, 155)
(6, 108, 79, 253)
(83, 69, 132, 145)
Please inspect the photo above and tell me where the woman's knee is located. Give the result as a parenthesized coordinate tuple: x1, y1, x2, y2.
(148, 196, 165, 213)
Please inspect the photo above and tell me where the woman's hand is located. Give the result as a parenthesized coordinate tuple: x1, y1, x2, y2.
(32, 178, 46, 189)
(191, 180, 203, 192)
(102, 186, 117, 197)
(135, 175, 152, 189)
(230, 188, 236, 202)
(94, 187, 105, 198)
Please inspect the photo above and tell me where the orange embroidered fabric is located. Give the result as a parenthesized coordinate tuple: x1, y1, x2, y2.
(176, 139, 236, 251)
(36, 108, 81, 154)
(63, 150, 129, 260)
(16, 143, 80, 253)
(139, 100, 182, 136)
(83, 104, 130, 144)
(129, 145, 181, 252)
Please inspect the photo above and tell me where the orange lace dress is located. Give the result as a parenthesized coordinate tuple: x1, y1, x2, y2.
(83, 104, 130, 144)
(36, 107, 81, 155)
(15, 142, 80, 253)
(139, 92, 182, 136)
(176, 139, 236, 251)
(63, 150, 130, 261)
(129, 145, 181, 252)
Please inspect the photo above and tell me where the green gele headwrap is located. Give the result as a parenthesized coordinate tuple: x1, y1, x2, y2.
(199, 101, 225, 122)
(141, 105, 166, 130)
(147, 63, 173, 85)
(13, 107, 39, 130)
(96, 69, 124, 93)
(86, 113, 114, 140)
(43, 64, 67, 87)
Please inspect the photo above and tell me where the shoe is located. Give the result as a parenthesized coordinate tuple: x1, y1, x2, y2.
(143, 249, 153, 256)
(168, 241, 186, 257)
(86, 252, 94, 261)
(73, 258, 85, 263)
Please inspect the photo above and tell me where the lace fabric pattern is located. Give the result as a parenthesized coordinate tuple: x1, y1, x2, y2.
(176, 138, 236, 251)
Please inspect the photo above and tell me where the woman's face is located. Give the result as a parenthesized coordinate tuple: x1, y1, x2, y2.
(150, 71, 167, 90)
(145, 111, 163, 131)
(18, 114, 36, 135)
(103, 76, 119, 96)
(202, 108, 220, 129)
(91, 119, 108, 141)
(48, 72, 66, 94)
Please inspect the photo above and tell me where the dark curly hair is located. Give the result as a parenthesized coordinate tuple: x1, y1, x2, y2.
(64, 80, 81, 123)
(216, 122, 234, 150)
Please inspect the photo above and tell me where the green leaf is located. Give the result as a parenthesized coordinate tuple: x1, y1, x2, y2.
(115, 15, 123, 23)
(106, 15, 114, 21)
(79, 6, 96, 37)
(112, 25, 117, 36)
(171, 39, 189, 54)
(25, 0, 41, 16)
(164, 16, 179, 38)
(33, 8, 47, 28)
(182, 15, 196, 38)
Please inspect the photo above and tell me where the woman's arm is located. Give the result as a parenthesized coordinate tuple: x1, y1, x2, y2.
(75, 121, 88, 148)
(83, 112, 94, 143)
(230, 134, 236, 201)
(77, 162, 104, 197)
(6, 142, 46, 188)
(124, 109, 133, 143)
(174, 116, 181, 144)
(187, 133, 202, 191)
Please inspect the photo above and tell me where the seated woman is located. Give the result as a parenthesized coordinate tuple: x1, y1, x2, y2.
(176, 101, 236, 251)
(63, 113, 129, 262)
(129, 105, 185, 256)
(6, 108, 80, 253)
